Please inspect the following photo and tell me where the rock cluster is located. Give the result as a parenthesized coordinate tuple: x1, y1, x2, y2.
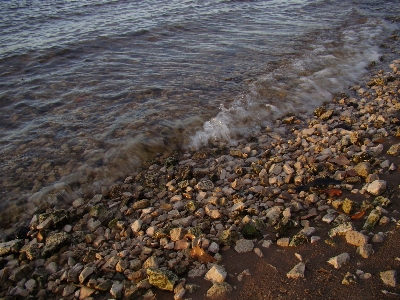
(1, 60, 400, 299)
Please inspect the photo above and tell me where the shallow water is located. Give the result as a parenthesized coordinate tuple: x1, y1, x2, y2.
(0, 0, 399, 226)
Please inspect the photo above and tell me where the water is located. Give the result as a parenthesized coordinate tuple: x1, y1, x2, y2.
(0, 0, 399, 226)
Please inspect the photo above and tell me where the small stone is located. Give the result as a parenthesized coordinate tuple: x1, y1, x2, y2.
(387, 143, 400, 156)
(237, 269, 251, 281)
(327, 253, 350, 269)
(353, 162, 371, 178)
(234, 239, 254, 253)
(372, 232, 384, 243)
(79, 286, 96, 299)
(147, 268, 179, 291)
(380, 270, 397, 287)
(286, 262, 305, 279)
(62, 285, 76, 297)
(204, 265, 227, 283)
(206, 282, 232, 298)
(110, 282, 123, 299)
(79, 267, 94, 283)
(254, 248, 263, 257)
(363, 209, 381, 231)
(357, 244, 374, 258)
(329, 222, 354, 237)
(262, 240, 273, 248)
(310, 236, 321, 243)
(170, 227, 186, 241)
(277, 237, 290, 247)
(342, 198, 357, 214)
(208, 242, 220, 254)
(0, 239, 23, 256)
(367, 180, 387, 196)
(345, 230, 368, 246)
(131, 219, 143, 233)
(322, 213, 336, 223)
(342, 272, 357, 285)
(188, 264, 207, 278)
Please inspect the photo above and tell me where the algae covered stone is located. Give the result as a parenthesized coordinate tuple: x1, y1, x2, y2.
(147, 268, 178, 291)
(363, 209, 381, 231)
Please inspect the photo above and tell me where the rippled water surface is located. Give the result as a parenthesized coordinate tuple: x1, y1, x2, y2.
(1, 0, 399, 226)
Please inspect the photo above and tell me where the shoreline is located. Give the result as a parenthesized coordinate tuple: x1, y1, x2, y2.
(1, 53, 400, 299)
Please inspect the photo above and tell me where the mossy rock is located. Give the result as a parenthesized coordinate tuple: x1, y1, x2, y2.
(147, 268, 178, 291)
(241, 223, 263, 240)
(219, 229, 239, 246)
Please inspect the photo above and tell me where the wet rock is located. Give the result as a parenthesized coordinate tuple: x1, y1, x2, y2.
(327, 253, 350, 269)
(147, 268, 179, 291)
(345, 230, 368, 246)
(234, 239, 254, 253)
(286, 262, 305, 279)
(367, 180, 386, 195)
(380, 270, 397, 287)
(206, 282, 232, 299)
(204, 265, 227, 283)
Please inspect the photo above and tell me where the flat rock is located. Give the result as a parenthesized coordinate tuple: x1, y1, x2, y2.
(234, 239, 254, 253)
(42, 232, 70, 257)
(327, 253, 350, 269)
(286, 262, 305, 279)
(345, 230, 368, 246)
(206, 282, 233, 298)
(380, 270, 397, 287)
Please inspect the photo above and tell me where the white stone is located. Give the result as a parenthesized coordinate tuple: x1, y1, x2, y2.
(310, 236, 321, 244)
(254, 248, 263, 257)
(286, 262, 305, 279)
(327, 253, 350, 269)
(367, 180, 387, 196)
(322, 213, 336, 223)
(204, 265, 227, 283)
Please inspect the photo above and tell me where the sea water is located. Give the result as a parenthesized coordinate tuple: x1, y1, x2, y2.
(0, 0, 399, 226)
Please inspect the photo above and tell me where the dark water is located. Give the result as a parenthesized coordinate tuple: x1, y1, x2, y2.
(0, 0, 399, 226)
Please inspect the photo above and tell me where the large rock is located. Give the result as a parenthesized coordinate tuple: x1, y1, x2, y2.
(42, 232, 70, 257)
(147, 268, 178, 291)
(0, 239, 23, 256)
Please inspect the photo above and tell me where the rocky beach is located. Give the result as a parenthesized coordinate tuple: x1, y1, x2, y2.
(1, 47, 400, 300)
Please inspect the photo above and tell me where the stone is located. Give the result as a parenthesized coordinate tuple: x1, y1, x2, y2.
(131, 219, 143, 233)
(110, 282, 123, 299)
(204, 265, 227, 283)
(234, 239, 254, 253)
(327, 253, 350, 269)
(353, 162, 371, 178)
(342, 198, 357, 214)
(170, 227, 186, 241)
(254, 248, 263, 257)
(262, 240, 273, 248)
(62, 285, 76, 297)
(79, 286, 96, 299)
(205, 205, 222, 219)
(277, 237, 290, 247)
(357, 244, 374, 258)
(219, 230, 239, 246)
(387, 143, 400, 156)
(188, 264, 207, 278)
(345, 231, 368, 246)
(342, 272, 357, 285)
(147, 268, 179, 291)
(363, 209, 381, 231)
(206, 282, 233, 298)
(10, 264, 32, 282)
(42, 232, 70, 257)
(289, 233, 308, 247)
(372, 233, 384, 243)
(208, 242, 220, 254)
(0, 239, 23, 256)
(79, 267, 94, 283)
(380, 270, 397, 287)
(329, 222, 354, 237)
(286, 262, 305, 279)
(367, 180, 387, 195)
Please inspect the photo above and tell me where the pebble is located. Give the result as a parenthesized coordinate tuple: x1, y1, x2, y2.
(204, 265, 227, 283)
(286, 262, 305, 279)
(327, 253, 350, 269)
(380, 270, 397, 287)
(234, 239, 254, 253)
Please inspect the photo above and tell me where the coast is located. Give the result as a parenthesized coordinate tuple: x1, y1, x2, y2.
(1, 54, 400, 300)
